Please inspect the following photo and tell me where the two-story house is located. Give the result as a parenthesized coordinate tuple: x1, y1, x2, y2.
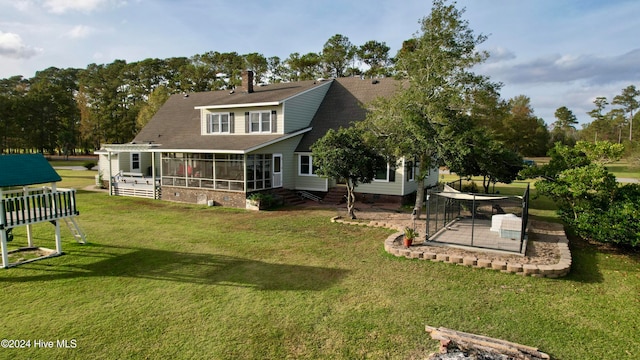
(96, 71, 438, 208)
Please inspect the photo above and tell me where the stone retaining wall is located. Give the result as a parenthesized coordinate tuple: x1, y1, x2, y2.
(331, 216, 571, 278)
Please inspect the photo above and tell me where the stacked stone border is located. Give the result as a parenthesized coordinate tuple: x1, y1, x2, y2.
(331, 216, 571, 278)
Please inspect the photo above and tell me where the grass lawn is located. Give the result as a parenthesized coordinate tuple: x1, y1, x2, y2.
(1, 170, 638, 359)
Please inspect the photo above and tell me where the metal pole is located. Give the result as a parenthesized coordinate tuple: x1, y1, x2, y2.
(434, 192, 439, 233)
(425, 194, 430, 241)
(471, 194, 476, 247)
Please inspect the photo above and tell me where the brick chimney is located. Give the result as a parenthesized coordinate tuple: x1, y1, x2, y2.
(242, 70, 254, 93)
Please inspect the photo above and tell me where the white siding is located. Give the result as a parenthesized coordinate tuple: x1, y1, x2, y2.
(202, 105, 284, 134)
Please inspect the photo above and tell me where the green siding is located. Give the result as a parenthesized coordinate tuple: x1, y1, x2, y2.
(358, 167, 404, 196)
(293, 153, 327, 191)
(250, 135, 305, 189)
(283, 81, 332, 133)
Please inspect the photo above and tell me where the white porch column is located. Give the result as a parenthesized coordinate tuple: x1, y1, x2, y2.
(151, 152, 157, 199)
(108, 151, 113, 196)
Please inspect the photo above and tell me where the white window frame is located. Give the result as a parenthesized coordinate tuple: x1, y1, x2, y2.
(249, 111, 271, 133)
(298, 154, 317, 176)
(374, 163, 396, 182)
(205, 112, 230, 134)
(131, 152, 141, 172)
(406, 159, 416, 182)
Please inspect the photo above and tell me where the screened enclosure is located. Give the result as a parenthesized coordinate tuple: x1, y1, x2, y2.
(424, 180, 530, 254)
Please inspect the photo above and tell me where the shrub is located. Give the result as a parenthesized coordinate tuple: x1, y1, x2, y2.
(461, 181, 479, 193)
(83, 161, 96, 170)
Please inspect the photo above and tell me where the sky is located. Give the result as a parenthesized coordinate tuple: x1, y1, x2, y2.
(1, 0, 639, 126)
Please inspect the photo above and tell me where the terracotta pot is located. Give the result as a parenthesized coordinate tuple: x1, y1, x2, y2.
(403, 237, 413, 248)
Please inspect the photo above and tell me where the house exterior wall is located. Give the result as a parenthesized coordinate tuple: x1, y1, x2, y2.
(358, 167, 404, 196)
(283, 80, 332, 133)
(97, 153, 111, 178)
(295, 174, 328, 192)
(202, 105, 285, 134)
(292, 153, 328, 192)
(119, 152, 131, 173)
(249, 135, 305, 189)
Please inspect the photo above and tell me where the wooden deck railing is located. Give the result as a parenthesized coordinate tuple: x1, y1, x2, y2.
(1, 188, 79, 229)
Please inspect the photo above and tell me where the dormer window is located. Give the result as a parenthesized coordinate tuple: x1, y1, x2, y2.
(245, 110, 277, 133)
(250, 111, 271, 133)
(205, 113, 233, 134)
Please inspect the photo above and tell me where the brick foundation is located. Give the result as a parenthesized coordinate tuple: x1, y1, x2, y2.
(161, 186, 246, 208)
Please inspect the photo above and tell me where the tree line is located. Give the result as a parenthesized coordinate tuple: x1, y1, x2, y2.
(0, 5, 638, 159)
(0, 35, 394, 155)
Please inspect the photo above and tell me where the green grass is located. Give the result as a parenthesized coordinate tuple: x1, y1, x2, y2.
(1, 172, 638, 359)
(606, 160, 640, 179)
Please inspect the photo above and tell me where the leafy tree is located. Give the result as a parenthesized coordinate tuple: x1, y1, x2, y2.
(468, 85, 510, 136)
(0, 76, 29, 153)
(266, 56, 286, 83)
(365, 0, 499, 216)
(285, 52, 322, 81)
(582, 96, 617, 142)
(136, 85, 170, 131)
(321, 34, 355, 78)
(574, 140, 624, 165)
(78, 60, 139, 145)
(26, 67, 80, 154)
(535, 141, 639, 248)
(445, 127, 522, 193)
(356, 40, 391, 77)
(500, 95, 550, 156)
(551, 106, 578, 146)
(612, 85, 639, 141)
(311, 127, 385, 219)
(243, 53, 268, 84)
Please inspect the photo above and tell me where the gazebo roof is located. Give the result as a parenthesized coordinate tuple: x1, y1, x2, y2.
(0, 154, 62, 187)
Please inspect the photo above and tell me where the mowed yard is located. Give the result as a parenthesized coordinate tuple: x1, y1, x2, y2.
(1, 169, 638, 359)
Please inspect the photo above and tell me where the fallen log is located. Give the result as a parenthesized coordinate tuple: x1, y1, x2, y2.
(425, 325, 551, 360)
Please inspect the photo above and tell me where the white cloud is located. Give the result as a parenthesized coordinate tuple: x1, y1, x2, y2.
(43, 0, 109, 14)
(67, 25, 95, 39)
(484, 46, 516, 64)
(12, 0, 33, 12)
(0, 31, 41, 59)
(480, 49, 640, 86)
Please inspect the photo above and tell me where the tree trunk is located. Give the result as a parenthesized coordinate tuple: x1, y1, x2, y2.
(346, 179, 357, 219)
(414, 177, 425, 219)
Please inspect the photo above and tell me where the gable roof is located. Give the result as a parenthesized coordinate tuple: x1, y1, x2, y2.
(132, 80, 327, 152)
(0, 153, 61, 187)
(296, 77, 401, 152)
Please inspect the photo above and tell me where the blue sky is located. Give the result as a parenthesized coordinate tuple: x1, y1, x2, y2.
(1, 0, 639, 126)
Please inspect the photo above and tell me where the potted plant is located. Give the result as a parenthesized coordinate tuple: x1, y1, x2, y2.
(246, 192, 275, 210)
(403, 227, 418, 248)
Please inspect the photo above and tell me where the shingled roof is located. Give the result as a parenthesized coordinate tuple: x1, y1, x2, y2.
(295, 77, 400, 152)
(133, 79, 326, 151)
(0, 153, 61, 187)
